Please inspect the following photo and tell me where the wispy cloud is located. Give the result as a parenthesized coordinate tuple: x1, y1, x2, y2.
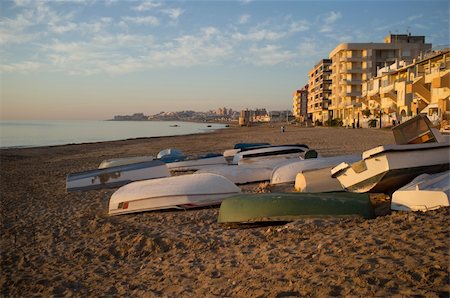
(0, 61, 42, 73)
(121, 16, 160, 26)
(320, 11, 342, 33)
(238, 14, 251, 24)
(247, 45, 295, 66)
(232, 29, 286, 42)
(133, 0, 162, 12)
(162, 8, 183, 20)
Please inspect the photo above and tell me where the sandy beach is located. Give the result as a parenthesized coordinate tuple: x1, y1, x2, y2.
(1, 124, 448, 297)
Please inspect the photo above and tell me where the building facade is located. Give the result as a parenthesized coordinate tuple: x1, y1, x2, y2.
(328, 33, 432, 126)
(292, 85, 308, 122)
(307, 59, 332, 124)
(361, 48, 449, 128)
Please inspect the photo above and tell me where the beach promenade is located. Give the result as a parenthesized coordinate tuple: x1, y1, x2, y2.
(1, 125, 448, 297)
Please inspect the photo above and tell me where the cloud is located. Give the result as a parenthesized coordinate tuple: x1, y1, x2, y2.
(324, 11, 342, 24)
(232, 29, 286, 42)
(121, 16, 160, 26)
(0, 61, 42, 73)
(289, 20, 309, 33)
(238, 14, 251, 24)
(248, 45, 295, 66)
(133, 0, 162, 12)
(162, 8, 183, 20)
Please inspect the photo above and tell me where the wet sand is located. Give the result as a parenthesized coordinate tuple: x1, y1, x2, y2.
(1, 124, 448, 297)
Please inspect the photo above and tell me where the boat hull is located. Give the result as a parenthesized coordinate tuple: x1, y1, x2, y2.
(232, 145, 309, 165)
(109, 173, 241, 215)
(295, 167, 344, 193)
(332, 142, 450, 194)
(98, 156, 155, 169)
(197, 164, 273, 184)
(66, 160, 170, 192)
(218, 192, 374, 224)
(166, 155, 227, 171)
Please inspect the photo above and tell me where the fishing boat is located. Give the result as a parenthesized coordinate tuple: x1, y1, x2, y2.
(295, 167, 345, 193)
(331, 141, 450, 194)
(197, 164, 274, 184)
(98, 155, 155, 169)
(232, 144, 309, 165)
(270, 154, 360, 184)
(109, 173, 241, 215)
(391, 171, 449, 211)
(166, 153, 227, 171)
(217, 192, 374, 225)
(66, 160, 170, 192)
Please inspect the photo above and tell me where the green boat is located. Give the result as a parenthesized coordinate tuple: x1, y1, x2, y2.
(217, 192, 374, 225)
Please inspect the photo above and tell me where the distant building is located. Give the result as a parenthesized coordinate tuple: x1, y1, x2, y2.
(293, 85, 308, 122)
(307, 59, 332, 124)
(328, 33, 432, 126)
(113, 113, 149, 121)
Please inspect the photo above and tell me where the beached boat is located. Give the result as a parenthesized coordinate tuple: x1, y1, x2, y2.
(295, 167, 345, 193)
(98, 155, 155, 169)
(391, 171, 449, 211)
(217, 192, 374, 225)
(232, 144, 309, 165)
(166, 154, 227, 171)
(270, 154, 360, 185)
(197, 164, 274, 184)
(331, 142, 450, 194)
(223, 143, 271, 158)
(109, 173, 241, 215)
(392, 114, 449, 144)
(66, 160, 170, 192)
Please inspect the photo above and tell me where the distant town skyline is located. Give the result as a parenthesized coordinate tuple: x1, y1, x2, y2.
(1, 0, 449, 120)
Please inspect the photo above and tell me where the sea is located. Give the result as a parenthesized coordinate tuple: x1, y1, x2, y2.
(0, 120, 228, 148)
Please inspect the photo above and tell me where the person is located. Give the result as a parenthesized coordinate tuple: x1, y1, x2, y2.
(280, 126, 285, 133)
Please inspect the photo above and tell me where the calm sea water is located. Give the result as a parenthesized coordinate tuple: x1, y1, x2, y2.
(0, 120, 227, 148)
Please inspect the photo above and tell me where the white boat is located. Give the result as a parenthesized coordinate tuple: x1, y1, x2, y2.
(238, 155, 303, 168)
(270, 154, 360, 185)
(391, 171, 449, 211)
(197, 164, 274, 184)
(67, 160, 170, 192)
(166, 154, 228, 171)
(232, 145, 309, 165)
(108, 173, 241, 215)
(98, 156, 155, 169)
(331, 142, 450, 194)
(295, 167, 345, 193)
(223, 143, 271, 158)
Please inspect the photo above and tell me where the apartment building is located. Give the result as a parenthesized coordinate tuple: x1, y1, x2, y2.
(292, 85, 308, 122)
(307, 59, 332, 124)
(361, 48, 449, 128)
(328, 33, 432, 126)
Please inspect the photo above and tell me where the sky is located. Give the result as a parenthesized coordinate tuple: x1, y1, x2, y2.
(0, 0, 449, 120)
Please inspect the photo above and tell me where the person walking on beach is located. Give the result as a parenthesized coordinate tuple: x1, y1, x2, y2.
(280, 126, 285, 133)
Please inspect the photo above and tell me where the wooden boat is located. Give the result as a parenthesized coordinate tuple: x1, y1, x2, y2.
(109, 173, 241, 215)
(166, 154, 227, 171)
(331, 142, 450, 194)
(217, 192, 374, 224)
(98, 156, 155, 169)
(197, 164, 273, 184)
(391, 171, 449, 211)
(66, 160, 170, 192)
(295, 167, 345, 193)
(271, 154, 360, 184)
(232, 144, 309, 165)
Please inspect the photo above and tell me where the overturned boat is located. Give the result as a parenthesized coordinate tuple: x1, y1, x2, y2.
(166, 153, 227, 172)
(217, 192, 374, 225)
(295, 167, 345, 193)
(391, 171, 449, 211)
(109, 173, 241, 215)
(271, 154, 360, 185)
(331, 142, 450, 194)
(197, 164, 276, 184)
(98, 156, 155, 169)
(232, 144, 310, 165)
(66, 160, 170, 192)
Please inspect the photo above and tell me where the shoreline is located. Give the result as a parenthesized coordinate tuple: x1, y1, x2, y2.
(1, 125, 448, 297)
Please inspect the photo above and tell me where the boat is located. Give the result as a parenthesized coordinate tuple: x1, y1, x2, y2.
(295, 167, 345, 193)
(331, 141, 450, 194)
(232, 144, 309, 165)
(66, 160, 170, 192)
(392, 114, 449, 145)
(197, 164, 274, 184)
(223, 143, 271, 158)
(166, 153, 227, 172)
(270, 154, 360, 184)
(109, 173, 241, 215)
(217, 192, 374, 225)
(391, 171, 449, 211)
(156, 148, 185, 162)
(98, 155, 155, 169)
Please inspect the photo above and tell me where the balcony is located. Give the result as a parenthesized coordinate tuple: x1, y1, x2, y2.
(346, 68, 363, 74)
(379, 83, 395, 94)
(406, 76, 431, 104)
(341, 79, 363, 85)
(346, 91, 362, 97)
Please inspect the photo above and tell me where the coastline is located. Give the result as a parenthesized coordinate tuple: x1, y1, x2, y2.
(1, 125, 448, 297)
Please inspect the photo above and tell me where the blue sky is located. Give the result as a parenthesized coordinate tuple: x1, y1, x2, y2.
(1, 0, 449, 120)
